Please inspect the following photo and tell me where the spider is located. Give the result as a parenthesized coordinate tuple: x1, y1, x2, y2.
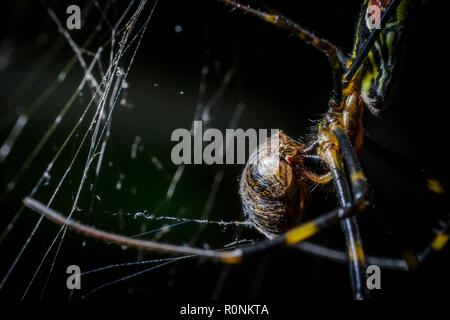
(23, 0, 449, 300)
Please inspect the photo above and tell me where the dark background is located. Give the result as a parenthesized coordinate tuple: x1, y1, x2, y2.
(0, 0, 449, 302)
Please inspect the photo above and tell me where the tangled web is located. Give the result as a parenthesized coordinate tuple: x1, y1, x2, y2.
(0, 0, 267, 299)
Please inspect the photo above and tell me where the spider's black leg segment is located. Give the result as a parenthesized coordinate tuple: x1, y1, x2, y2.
(216, 0, 345, 106)
(328, 149, 368, 300)
(332, 128, 373, 299)
(295, 213, 449, 270)
(317, 125, 368, 300)
(331, 129, 449, 271)
(231, 200, 369, 260)
(295, 241, 408, 271)
(305, 171, 333, 184)
(302, 154, 333, 184)
(416, 214, 450, 262)
(333, 128, 367, 202)
(344, 0, 401, 82)
(23, 197, 242, 262)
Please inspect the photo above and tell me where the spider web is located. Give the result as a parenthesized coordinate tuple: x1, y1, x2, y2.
(2, 0, 450, 301)
(0, 0, 269, 300)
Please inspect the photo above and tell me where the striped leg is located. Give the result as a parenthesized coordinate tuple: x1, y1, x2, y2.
(323, 147, 368, 299)
(294, 211, 450, 271)
(316, 123, 369, 299)
(364, 132, 449, 268)
(298, 132, 449, 270)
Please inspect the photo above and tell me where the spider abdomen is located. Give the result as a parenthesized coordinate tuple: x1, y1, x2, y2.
(239, 133, 307, 239)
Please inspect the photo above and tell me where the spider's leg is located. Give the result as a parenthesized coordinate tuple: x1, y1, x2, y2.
(295, 241, 408, 271)
(304, 128, 420, 273)
(305, 172, 333, 184)
(416, 214, 450, 263)
(319, 134, 369, 299)
(23, 197, 242, 262)
(294, 211, 450, 271)
(333, 128, 367, 202)
(217, 0, 345, 105)
(298, 128, 449, 270)
(23, 196, 364, 264)
(301, 154, 333, 184)
(364, 132, 449, 268)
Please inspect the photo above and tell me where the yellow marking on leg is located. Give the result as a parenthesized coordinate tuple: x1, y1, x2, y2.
(432, 232, 449, 251)
(342, 78, 358, 96)
(402, 249, 420, 270)
(427, 179, 445, 195)
(349, 241, 366, 264)
(220, 252, 243, 264)
(312, 37, 319, 46)
(297, 32, 307, 41)
(285, 222, 319, 245)
(264, 14, 278, 24)
(351, 171, 365, 183)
